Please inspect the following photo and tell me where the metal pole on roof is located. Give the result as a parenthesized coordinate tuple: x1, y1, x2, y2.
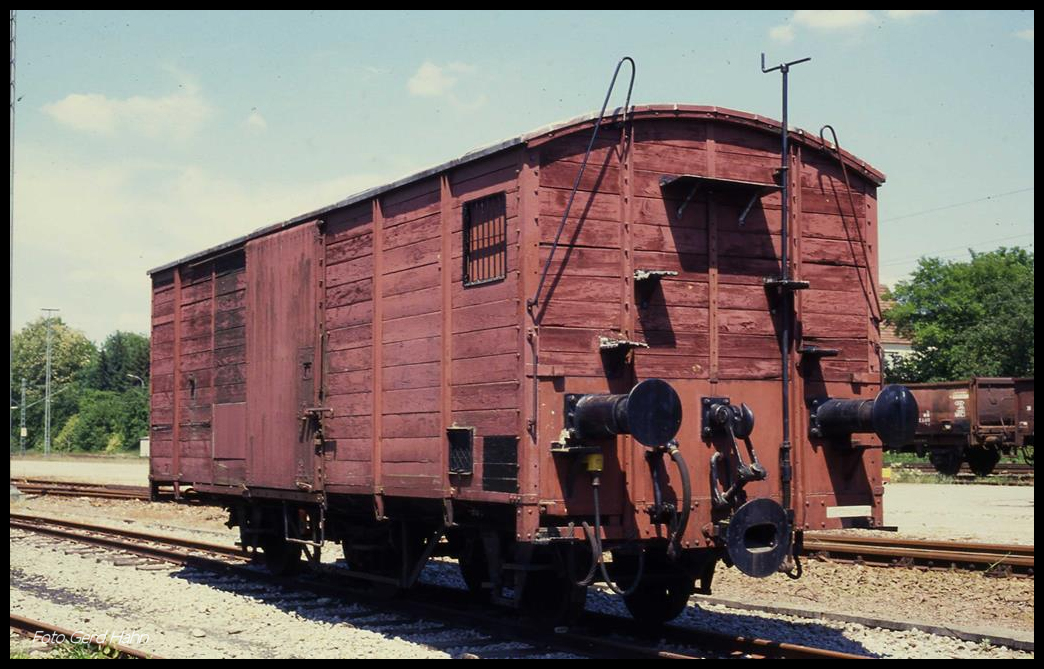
(760, 52, 810, 525)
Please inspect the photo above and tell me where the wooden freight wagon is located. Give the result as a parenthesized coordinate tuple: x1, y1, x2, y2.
(904, 377, 1017, 476)
(149, 105, 908, 621)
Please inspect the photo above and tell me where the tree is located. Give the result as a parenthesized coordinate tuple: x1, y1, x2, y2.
(88, 331, 150, 392)
(10, 317, 97, 450)
(884, 247, 1034, 383)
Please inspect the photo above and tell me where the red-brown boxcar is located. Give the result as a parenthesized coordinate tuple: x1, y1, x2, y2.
(902, 377, 1018, 476)
(148, 105, 913, 622)
(1014, 377, 1033, 462)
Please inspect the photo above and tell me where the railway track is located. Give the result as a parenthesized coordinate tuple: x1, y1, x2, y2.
(9, 512, 870, 659)
(13, 478, 1034, 578)
(11, 478, 153, 501)
(10, 613, 162, 659)
(802, 533, 1034, 577)
(890, 462, 1034, 482)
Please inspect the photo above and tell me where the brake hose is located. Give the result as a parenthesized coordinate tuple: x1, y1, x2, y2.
(666, 445, 691, 561)
(572, 474, 644, 596)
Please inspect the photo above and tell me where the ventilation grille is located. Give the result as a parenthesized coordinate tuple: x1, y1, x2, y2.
(447, 427, 474, 475)
(482, 435, 519, 493)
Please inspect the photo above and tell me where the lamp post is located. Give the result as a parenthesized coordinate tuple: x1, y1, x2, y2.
(126, 374, 145, 389)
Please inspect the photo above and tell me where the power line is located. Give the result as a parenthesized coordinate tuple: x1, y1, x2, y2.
(881, 232, 1035, 267)
(883, 243, 1033, 268)
(881, 187, 1034, 223)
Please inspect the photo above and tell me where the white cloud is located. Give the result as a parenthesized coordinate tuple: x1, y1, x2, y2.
(886, 10, 938, 19)
(769, 24, 796, 44)
(42, 76, 212, 141)
(406, 61, 484, 110)
(13, 144, 385, 341)
(1015, 28, 1034, 42)
(793, 10, 875, 30)
(244, 110, 268, 131)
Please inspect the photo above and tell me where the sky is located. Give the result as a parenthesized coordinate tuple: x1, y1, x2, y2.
(11, 10, 1035, 343)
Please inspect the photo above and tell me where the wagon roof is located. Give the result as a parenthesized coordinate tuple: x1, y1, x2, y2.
(148, 104, 885, 275)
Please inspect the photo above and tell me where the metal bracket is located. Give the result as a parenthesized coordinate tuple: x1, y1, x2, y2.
(551, 394, 602, 454)
(599, 336, 649, 352)
(701, 397, 754, 439)
(798, 345, 840, 359)
(763, 277, 810, 291)
(634, 269, 678, 309)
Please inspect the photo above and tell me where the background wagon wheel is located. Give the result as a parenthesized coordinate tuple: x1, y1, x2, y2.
(518, 567, 588, 625)
(260, 534, 303, 576)
(966, 447, 1001, 477)
(458, 538, 490, 602)
(621, 572, 695, 627)
(928, 448, 962, 477)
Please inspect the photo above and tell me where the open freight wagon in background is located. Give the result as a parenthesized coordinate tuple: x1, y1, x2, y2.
(148, 99, 916, 623)
(898, 377, 1032, 476)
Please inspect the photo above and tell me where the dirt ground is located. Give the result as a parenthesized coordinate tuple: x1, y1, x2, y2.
(883, 483, 1034, 545)
(11, 456, 150, 486)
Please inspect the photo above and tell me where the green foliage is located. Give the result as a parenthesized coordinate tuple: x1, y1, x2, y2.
(883, 247, 1034, 383)
(87, 331, 150, 392)
(56, 389, 146, 452)
(10, 317, 97, 451)
(53, 413, 81, 452)
(10, 320, 150, 454)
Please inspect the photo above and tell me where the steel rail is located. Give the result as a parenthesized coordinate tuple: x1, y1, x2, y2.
(12, 512, 869, 659)
(802, 533, 1033, 574)
(10, 613, 163, 659)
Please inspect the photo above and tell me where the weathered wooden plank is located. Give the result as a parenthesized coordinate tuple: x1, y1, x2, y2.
(327, 324, 373, 352)
(326, 232, 373, 265)
(540, 187, 620, 223)
(452, 353, 519, 385)
(326, 391, 372, 417)
(452, 299, 517, 334)
(326, 300, 374, 330)
(214, 308, 245, 331)
(383, 213, 440, 250)
(449, 408, 518, 435)
(453, 326, 518, 359)
(327, 255, 375, 289)
(215, 271, 246, 296)
(327, 347, 372, 373)
(452, 381, 520, 411)
(383, 336, 440, 367)
(383, 362, 440, 391)
(382, 312, 440, 344)
(383, 413, 440, 439)
(382, 437, 439, 463)
(384, 286, 441, 321)
(325, 370, 373, 396)
(214, 326, 245, 349)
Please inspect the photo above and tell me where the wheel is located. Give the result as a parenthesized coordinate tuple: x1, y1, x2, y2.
(1022, 445, 1034, 466)
(260, 535, 302, 576)
(518, 567, 588, 625)
(622, 573, 695, 626)
(966, 447, 1001, 477)
(458, 538, 490, 602)
(928, 448, 962, 476)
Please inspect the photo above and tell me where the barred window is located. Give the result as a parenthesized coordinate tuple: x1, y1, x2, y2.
(463, 192, 507, 286)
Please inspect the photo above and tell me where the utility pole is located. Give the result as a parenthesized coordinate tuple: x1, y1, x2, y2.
(19, 377, 26, 455)
(41, 307, 59, 456)
(10, 11, 17, 450)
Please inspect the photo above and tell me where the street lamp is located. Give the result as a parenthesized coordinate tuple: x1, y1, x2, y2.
(126, 374, 145, 388)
